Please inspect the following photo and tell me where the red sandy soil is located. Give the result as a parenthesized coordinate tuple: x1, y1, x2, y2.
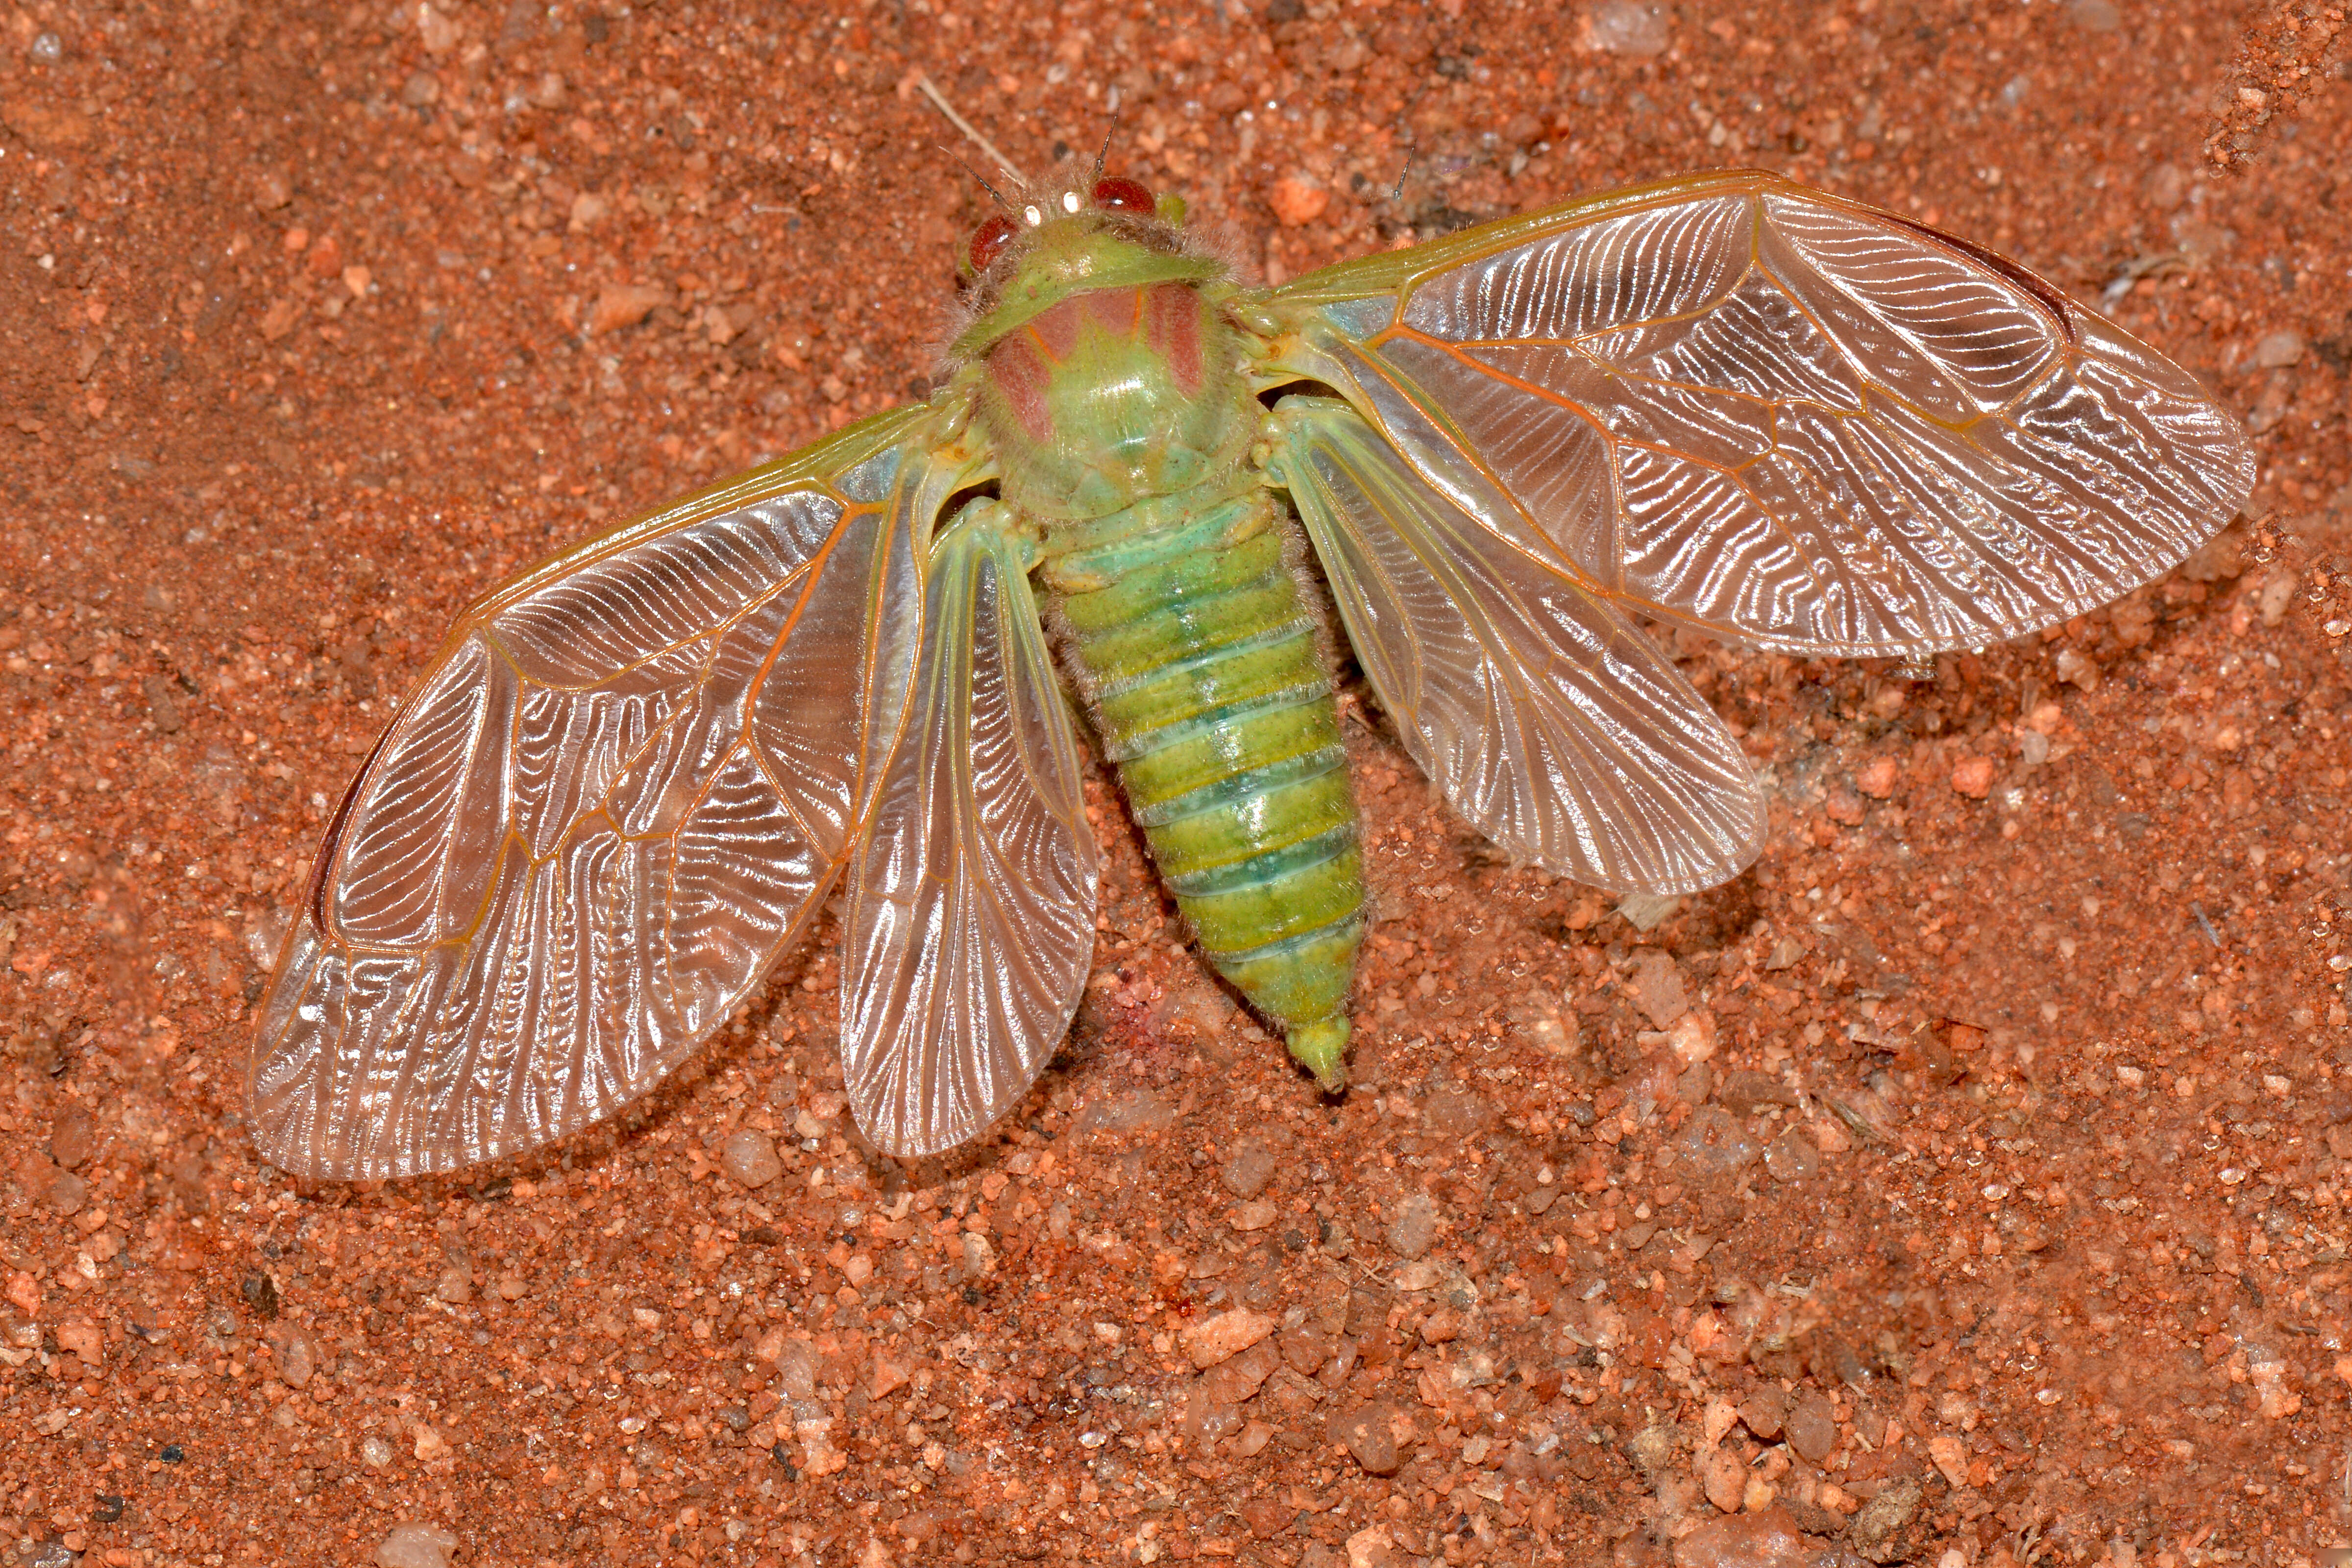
(2, 2, 2350, 1567)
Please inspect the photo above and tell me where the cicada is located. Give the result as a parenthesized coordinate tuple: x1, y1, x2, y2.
(250, 165, 2253, 1179)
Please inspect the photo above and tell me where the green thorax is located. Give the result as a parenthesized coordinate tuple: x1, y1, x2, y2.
(974, 280, 1251, 525)
(950, 214, 1243, 523)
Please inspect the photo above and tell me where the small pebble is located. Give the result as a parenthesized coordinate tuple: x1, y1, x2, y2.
(1698, 1446, 1745, 1514)
(1628, 951, 1690, 1029)
(359, 1435, 396, 1470)
(1269, 172, 1330, 227)
(1390, 1259, 1442, 1292)
(590, 282, 672, 335)
(2249, 1347, 2301, 1418)
(1198, 1338, 1284, 1405)
(49, 1105, 95, 1169)
(1186, 1309, 1276, 1369)
(1948, 755, 1996, 799)
(55, 1321, 104, 1367)
(1714, 1070, 1793, 1117)
(1784, 1390, 1837, 1462)
(870, 1355, 912, 1399)
(1330, 1400, 1400, 1475)
(1221, 1140, 1278, 1199)
(413, 1, 461, 53)
(1384, 1192, 1441, 1260)
(1278, 1326, 1331, 1376)
(1764, 1130, 1820, 1182)
(1675, 1107, 1761, 1179)
(1846, 1477, 1922, 1563)
(1421, 1089, 1498, 1138)
(1655, 1012, 1717, 1068)
(373, 1522, 459, 1568)
(1229, 1199, 1278, 1232)
(42, 1164, 86, 1217)
(1076, 1087, 1176, 1138)
(239, 1272, 281, 1321)
(1589, 0, 1670, 55)
(1346, 1523, 1400, 1567)
(1854, 758, 1900, 799)
(1615, 891, 1683, 930)
(1626, 1421, 1678, 1479)
(143, 673, 184, 732)
(268, 1323, 319, 1388)
(1740, 1385, 1786, 1442)
(1672, 1507, 1813, 1568)
(2252, 329, 2304, 368)
(721, 1130, 784, 1190)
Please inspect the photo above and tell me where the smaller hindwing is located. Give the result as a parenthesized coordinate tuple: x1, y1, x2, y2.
(841, 500, 1102, 1158)
(1265, 393, 1764, 896)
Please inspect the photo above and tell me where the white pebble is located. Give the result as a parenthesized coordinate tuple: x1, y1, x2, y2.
(374, 1522, 459, 1568)
(721, 1129, 784, 1189)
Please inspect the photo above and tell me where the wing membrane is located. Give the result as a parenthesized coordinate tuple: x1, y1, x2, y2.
(251, 408, 978, 1179)
(842, 506, 1101, 1158)
(1267, 171, 2254, 657)
(1268, 394, 1763, 895)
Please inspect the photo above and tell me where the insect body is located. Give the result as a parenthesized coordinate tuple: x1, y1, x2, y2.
(251, 166, 2254, 1179)
(987, 269, 1367, 1089)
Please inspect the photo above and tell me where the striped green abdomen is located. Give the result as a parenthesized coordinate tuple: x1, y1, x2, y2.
(980, 278, 1363, 1083)
(1048, 480, 1365, 1081)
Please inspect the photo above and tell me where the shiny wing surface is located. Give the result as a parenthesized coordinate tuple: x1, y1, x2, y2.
(1265, 171, 2254, 657)
(251, 407, 978, 1179)
(842, 508, 1101, 1157)
(1268, 394, 1764, 895)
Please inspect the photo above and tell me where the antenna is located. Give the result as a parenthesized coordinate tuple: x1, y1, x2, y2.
(911, 71, 1027, 185)
(1391, 137, 1417, 203)
(1092, 114, 1121, 186)
(938, 147, 1016, 213)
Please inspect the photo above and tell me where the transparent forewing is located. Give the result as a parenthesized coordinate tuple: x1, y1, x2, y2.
(250, 407, 973, 1179)
(1268, 395, 1764, 895)
(842, 507, 1100, 1158)
(1267, 172, 2255, 657)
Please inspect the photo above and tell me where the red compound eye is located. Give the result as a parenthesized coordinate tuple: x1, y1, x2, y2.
(968, 214, 1018, 272)
(1092, 176, 1155, 214)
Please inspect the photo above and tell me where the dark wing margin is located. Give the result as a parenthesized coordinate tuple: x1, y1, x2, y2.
(249, 407, 981, 1179)
(1261, 170, 2254, 659)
